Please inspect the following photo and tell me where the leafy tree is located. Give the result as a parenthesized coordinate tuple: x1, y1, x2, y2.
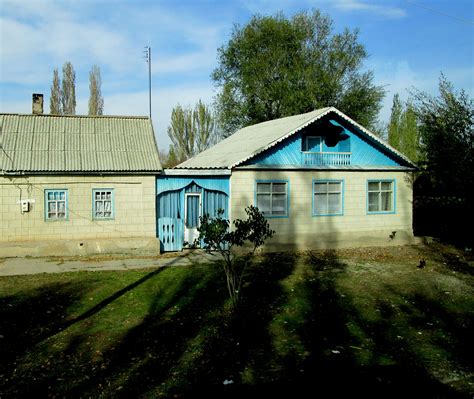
(198, 206, 275, 310)
(167, 100, 217, 162)
(212, 10, 385, 136)
(194, 100, 216, 153)
(168, 104, 194, 162)
(88, 65, 104, 115)
(61, 61, 76, 115)
(49, 69, 62, 115)
(411, 75, 473, 246)
(413, 74, 473, 197)
(388, 94, 419, 162)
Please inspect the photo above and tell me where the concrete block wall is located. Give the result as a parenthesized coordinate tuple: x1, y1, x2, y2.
(0, 175, 156, 242)
(230, 170, 415, 250)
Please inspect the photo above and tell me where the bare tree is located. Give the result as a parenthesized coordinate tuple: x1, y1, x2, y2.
(61, 62, 76, 115)
(88, 65, 104, 115)
(49, 69, 62, 115)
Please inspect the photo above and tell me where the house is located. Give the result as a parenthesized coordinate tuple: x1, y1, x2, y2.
(157, 107, 416, 251)
(0, 95, 162, 256)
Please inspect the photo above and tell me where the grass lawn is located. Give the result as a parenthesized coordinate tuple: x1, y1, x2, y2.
(0, 243, 473, 398)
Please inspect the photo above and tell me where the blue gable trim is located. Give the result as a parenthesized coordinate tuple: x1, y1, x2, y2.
(156, 176, 230, 196)
(242, 117, 406, 168)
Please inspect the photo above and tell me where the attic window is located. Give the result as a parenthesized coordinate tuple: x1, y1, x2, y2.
(303, 135, 351, 153)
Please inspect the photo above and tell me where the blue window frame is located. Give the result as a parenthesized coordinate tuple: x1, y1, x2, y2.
(92, 189, 115, 219)
(313, 180, 344, 216)
(367, 180, 396, 214)
(45, 189, 68, 220)
(255, 180, 289, 218)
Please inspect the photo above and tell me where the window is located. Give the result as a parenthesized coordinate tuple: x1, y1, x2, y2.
(367, 180, 395, 213)
(93, 189, 114, 219)
(305, 136, 322, 152)
(313, 180, 343, 216)
(45, 189, 68, 220)
(256, 181, 288, 217)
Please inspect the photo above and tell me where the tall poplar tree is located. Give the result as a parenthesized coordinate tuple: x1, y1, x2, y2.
(61, 62, 76, 115)
(388, 93, 419, 162)
(49, 69, 62, 115)
(167, 100, 217, 162)
(88, 65, 104, 115)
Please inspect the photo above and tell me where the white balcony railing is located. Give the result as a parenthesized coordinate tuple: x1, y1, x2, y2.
(303, 152, 351, 166)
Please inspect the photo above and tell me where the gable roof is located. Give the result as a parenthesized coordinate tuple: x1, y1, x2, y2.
(0, 113, 162, 174)
(175, 107, 415, 169)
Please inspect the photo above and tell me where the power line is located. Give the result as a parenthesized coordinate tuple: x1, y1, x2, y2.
(405, 0, 474, 25)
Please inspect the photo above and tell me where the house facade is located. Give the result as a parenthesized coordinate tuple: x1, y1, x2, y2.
(160, 107, 416, 251)
(0, 110, 162, 256)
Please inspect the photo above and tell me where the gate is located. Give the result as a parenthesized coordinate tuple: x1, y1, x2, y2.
(158, 217, 183, 252)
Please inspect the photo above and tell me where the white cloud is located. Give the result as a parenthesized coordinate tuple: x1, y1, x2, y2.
(371, 59, 474, 122)
(96, 83, 216, 149)
(332, 0, 406, 18)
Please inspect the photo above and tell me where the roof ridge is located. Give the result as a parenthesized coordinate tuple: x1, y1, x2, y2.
(0, 113, 150, 119)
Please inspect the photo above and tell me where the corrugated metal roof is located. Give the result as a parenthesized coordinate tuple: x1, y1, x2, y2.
(176, 107, 416, 169)
(0, 113, 162, 173)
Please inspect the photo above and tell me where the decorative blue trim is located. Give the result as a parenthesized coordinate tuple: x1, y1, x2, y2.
(312, 179, 344, 217)
(44, 189, 69, 221)
(366, 179, 396, 214)
(92, 188, 115, 220)
(254, 179, 290, 218)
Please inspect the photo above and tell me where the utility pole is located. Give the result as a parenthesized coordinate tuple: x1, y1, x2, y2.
(144, 46, 152, 119)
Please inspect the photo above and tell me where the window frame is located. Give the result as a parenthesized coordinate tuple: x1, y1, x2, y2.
(92, 188, 115, 220)
(312, 179, 344, 217)
(303, 136, 323, 153)
(44, 189, 69, 221)
(255, 180, 289, 218)
(366, 179, 396, 214)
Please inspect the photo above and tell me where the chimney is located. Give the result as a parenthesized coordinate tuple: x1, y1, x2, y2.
(32, 93, 44, 114)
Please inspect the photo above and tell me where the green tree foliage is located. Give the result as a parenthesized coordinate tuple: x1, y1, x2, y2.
(49, 69, 62, 115)
(61, 62, 76, 115)
(413, 75, 473, 197)
(198, 206, 275, 310)
(88, 65, 104, 116)
(168, 104, 195, 162)
(212, 10, 385, 136)
(388, 94, 419, 162)
(167, 100, 217, 162)
(194, 100, 216, 153)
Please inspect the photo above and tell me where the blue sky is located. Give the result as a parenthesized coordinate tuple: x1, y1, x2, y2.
(1, 0, 473, 149)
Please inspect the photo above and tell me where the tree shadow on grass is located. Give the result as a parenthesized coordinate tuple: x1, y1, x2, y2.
(217, 249, 468, 398)
(0, 281, 89, 371)
(2, 249, 471, 398)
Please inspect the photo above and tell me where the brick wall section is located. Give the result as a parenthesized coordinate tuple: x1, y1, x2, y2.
(230, 170, 414, 250)
(0, 175, 156, 242)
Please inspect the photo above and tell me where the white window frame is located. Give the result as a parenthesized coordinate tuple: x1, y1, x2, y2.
(313, 180, 343, 216)
(255, 181, 289, 218)
(304, 136, 323, 153)
(92, 189, 115, 220)
(45, 189, 68, 220)
(367, 180, 395, 214)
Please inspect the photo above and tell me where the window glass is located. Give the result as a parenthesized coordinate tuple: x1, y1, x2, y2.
(313, 181, 342, 216)
(306, 136, 321, 152)
(45, 190, 68, 220)
(367, 181, 394, 213)
(256, 182, 288, 216)
(93, 189, 114, 219)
